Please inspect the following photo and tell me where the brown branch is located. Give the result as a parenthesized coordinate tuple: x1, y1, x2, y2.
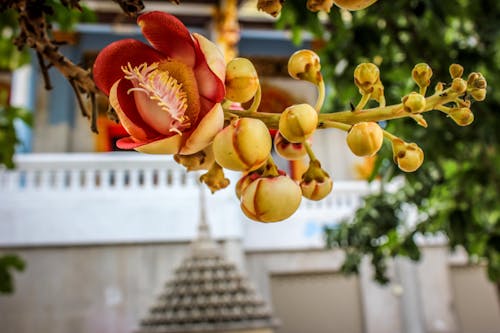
(69, 78, 87, 118)
(112, 0, 145, 16)
(12, 0, 99, 133)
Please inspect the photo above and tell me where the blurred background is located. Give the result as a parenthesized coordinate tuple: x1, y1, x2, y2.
(0, 1, 499, 332)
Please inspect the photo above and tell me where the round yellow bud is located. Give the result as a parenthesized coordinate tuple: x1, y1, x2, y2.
(354, 63, 380, 94)
(332, 0, 378, 10)
(392, 139, 424, 172)
(279, 104, 318, 143)
(301, 177, 333, 201)
(225, 58, 259, 103)
(449, 64, 464, 79)
(402, 92, 426, 113)
(451, 78, 467, 94)
(449, 108, 474, 126)
(412, 63, 433, 88)
(288, 49, 322, 84)
(346, 122, 384, 157)
(240, 175, 302, 223)
(213, 118, 271, 172)
(274, 131, 308, 160)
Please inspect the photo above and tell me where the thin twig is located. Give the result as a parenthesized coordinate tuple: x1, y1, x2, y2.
(69, 78, 89, 118)
(36, 51, 52, 90)
(90, 92, 98, 134)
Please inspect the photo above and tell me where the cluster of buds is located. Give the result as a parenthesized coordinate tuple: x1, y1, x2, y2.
(201, 49, 333, 222)
(258, 0, 379, 17)
(426, 64, 487, 127)
(192, 50, 488, 222)
(181, 49, 487, 223)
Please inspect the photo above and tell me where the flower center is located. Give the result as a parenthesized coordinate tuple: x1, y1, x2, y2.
(122, 62, 199, 135)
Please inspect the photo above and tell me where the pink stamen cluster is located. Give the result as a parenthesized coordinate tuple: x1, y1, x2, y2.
(122, 62, 190, 135)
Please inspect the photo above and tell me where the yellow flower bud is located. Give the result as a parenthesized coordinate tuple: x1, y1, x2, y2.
(449, 64, 464, 79)
(257, 0, 284, 17)
(235, 172, 260, 200)
(332, 0, 378, 10)
(301, 177, 333, 201)
(300, 159, 333, 200)
(467, 72, 479, 86)
(225, 58, 259, 103)
(307, 0, 335, 12)
(279, 104, 318, 143)
(213, 118, 271, 172)
(240, 175, 302, 223)
(346, 122, 384, 157)
(476, 76, 487, 89)
(354, 63, 380, 94)
(402, 92, 426, 113)
(392, 139, 424, 172)
(412, 63, 433, 89)
(434, 82, 445, 93)
(288, 49, 322, 84)
(467, 72, 487, 89)
(274, 131, 308, 160)
(451, 78, 467, 94)
(470, 88, 486, 101)
(449, 108, 474, 126)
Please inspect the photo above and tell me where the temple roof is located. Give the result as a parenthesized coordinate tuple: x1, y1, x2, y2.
(137, 186, 278, 333)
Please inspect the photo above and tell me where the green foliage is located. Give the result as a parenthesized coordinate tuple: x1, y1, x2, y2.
(0, 89, 32, 169)
(46, 0, 96, 32)
(0, 9, 30, 71)
(0, 254, 25, 294)
(278, 0, 499, 282)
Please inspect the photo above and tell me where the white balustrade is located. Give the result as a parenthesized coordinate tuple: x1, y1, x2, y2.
(0, 153, 372, 249)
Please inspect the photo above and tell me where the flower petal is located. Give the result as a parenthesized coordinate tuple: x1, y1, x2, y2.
(93, 39, 163, 96)
(192, 36, 226, 103)
(180, 103, 224, 155)
(117, 135, 182, 154)
(193, 33, 226, 82)
(110, 79, 158, 141)
(138, 11, 196, 68)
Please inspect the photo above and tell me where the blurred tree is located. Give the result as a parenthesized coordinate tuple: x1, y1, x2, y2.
(0, 0, 95, 295)
(0, 1, 96, 169)
(0, 254, 25, 294)
(277, 0, 499, 297)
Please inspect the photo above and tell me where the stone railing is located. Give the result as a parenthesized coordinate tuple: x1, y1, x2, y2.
(0, 153, 372, 248)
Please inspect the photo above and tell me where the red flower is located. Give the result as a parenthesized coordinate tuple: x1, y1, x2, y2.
(93, 11, 226, 154)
